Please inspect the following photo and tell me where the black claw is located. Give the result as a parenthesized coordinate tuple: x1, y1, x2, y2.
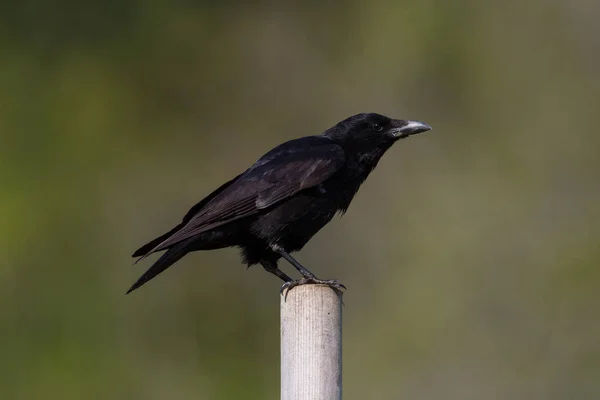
(280, 278, 346, 300)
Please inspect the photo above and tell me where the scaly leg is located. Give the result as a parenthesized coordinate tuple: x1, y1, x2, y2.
(261, 259, 292, 283)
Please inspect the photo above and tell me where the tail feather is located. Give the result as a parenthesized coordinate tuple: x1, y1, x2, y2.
(126, 240, 191, 294)
(132, 224, 183, 258)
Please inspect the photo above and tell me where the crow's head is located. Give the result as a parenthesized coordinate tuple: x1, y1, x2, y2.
(323, 112, 431, 156)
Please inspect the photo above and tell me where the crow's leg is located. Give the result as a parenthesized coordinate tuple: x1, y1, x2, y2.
(270, 245, 346, 295)
(261, 260, 292, 283)
(270, 245, 317, 279)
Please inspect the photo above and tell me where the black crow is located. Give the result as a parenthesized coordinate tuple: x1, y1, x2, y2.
(128, 113, 431, 294)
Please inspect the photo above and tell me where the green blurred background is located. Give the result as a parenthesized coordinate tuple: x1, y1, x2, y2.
(2, 1, 599, 399)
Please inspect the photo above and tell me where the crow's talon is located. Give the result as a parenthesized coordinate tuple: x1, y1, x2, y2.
(280, 278, 346, 300)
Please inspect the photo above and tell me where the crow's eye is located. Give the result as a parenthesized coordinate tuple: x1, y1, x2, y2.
(371, 123, 383, 132)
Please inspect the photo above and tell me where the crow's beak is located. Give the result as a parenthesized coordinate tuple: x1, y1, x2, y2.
(390, 120, 432, 139)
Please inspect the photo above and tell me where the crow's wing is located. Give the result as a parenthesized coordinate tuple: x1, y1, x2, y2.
(143, 141, 345, 256)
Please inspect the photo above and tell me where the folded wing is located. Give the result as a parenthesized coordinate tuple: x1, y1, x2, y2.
(140, 140, 345, 257)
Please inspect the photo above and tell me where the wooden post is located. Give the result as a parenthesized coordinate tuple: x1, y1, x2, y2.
(280, 285, 343, 400)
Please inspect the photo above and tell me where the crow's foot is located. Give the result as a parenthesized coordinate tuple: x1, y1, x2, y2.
(280, 278, 346, 299)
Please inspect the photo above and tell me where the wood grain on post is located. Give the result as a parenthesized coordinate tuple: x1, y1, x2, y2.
(281, 285, 343, 400)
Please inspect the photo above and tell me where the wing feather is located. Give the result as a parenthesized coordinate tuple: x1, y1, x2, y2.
(144, 142, 345, 255)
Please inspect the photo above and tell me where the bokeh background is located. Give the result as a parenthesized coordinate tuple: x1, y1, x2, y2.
(2, 1, 599, 399)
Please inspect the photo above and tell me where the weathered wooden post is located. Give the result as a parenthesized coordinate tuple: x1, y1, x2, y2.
(280, 285, 343, 400)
